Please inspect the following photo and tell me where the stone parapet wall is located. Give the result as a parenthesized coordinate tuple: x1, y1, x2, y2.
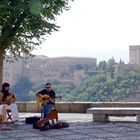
(16, 102, 140, 113)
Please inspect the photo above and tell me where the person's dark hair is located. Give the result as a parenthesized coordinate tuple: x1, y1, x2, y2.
(2, 83, 10, 91)
(45, 83, 51, 86)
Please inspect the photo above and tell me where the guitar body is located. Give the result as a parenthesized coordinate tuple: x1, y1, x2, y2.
(33, 108, 69, 131)
(36, 94, 50, 104)
(36, 108, 58, 127)
(6, 93, 15, 105)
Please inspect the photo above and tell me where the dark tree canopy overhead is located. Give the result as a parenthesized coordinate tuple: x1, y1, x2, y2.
(0, 0, 72, 56)
(0, 0, 73, 84)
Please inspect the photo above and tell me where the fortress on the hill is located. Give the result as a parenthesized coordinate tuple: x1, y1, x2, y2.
(3, 45, 140, 86)
(3, 55, 97, 85)
(129, 45, 140, 65)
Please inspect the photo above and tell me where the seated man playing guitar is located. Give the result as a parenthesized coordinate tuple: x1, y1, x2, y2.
(36, 83, 56, 118)
(0, 83, 19, 122)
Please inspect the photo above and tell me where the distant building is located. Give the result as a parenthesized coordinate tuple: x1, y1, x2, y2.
(115, 63, 135, 73)
(3, 56, 23, 85)
(3, 55, 97, 85)
(129, 45, 140, 64)
(115, 45, 140, 73)
(24, 56, 97, 85)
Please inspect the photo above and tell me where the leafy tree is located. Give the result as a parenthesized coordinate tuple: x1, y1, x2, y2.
(11, 75, 34, 101)
(60, 69, 72, 77)
(106, 57, 115, 73)
(0, 0, 73, 84)
(97, 61, 107, 72)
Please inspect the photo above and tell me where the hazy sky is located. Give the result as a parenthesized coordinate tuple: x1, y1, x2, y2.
(32, 0, 140, 63)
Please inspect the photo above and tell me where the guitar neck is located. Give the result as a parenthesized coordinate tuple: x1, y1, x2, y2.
(55, 96, 61, 99)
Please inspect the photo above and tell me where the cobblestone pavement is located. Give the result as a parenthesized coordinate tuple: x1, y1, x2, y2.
(1, 113, 140, 140)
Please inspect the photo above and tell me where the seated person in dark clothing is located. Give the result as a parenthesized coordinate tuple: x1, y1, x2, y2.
(36, 83, 56, 118)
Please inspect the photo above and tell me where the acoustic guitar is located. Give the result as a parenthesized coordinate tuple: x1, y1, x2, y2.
(36, 94, 50, 104)
(36, 108, 69, 129)
(0, 92, 15, 105)
(36, 108, 58, 127)
(6, 93, 15, 105)
(36, 93, 61, 105)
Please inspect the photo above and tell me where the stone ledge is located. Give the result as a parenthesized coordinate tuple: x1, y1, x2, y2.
(16, 102, 140, 113)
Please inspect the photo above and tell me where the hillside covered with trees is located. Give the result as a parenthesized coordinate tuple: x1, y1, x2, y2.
(11, 58, 140, 102)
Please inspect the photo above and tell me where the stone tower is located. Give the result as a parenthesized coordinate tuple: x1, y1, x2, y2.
(129, 45, 140, 64)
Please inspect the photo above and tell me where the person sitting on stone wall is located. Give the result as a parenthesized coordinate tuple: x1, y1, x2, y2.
(0, 83, 19, 123)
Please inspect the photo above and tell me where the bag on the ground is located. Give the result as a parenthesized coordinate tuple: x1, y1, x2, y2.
(25, 116, 40, 124)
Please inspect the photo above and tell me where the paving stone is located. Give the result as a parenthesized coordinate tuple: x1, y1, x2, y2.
(7, 132, 42, 138)
(108, 136, 140, 140)
(1, 113, 140, 140)
(20, 137, 56, 140)
(0, 135, 9, 139)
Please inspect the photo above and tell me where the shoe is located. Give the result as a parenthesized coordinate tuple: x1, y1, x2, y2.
(14, 121, 22, 125)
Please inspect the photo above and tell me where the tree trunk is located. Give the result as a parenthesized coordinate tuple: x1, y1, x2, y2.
(0, 51, 4, 85)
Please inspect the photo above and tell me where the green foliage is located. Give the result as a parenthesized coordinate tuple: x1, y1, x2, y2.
(0, 0, 72, 57)
(10, 58, 140, 102)
(11, 75, 34, 101)
(106, 57, 115, 73)
(96, 58, 116, 74)
(0, 0, 73, 84)
(69, 71, 140, 102)
(96, 61, 107, 72)
(60, 69, 72, 77)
